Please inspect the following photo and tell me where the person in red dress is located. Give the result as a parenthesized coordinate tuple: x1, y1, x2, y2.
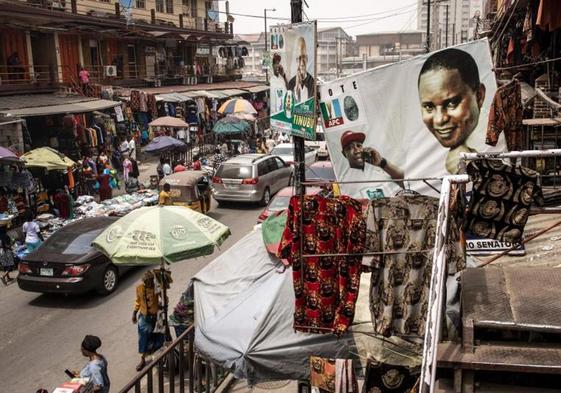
(97, 169, 113, 201)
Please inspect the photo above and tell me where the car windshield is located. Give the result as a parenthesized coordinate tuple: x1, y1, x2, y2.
(268, 195, 291, 211)
(272, 147, 294, 156)
(305, 166, 335, 180)
(316, 133, 325, 141)
(216, 164, 253, 179)
(44, 229, 101, 255)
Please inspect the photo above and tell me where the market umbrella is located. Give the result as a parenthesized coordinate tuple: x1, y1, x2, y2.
(92, 205, 231, 265)
(22, 147, 75, 171)
(144, 135, 188, 154)
(213, 116, 251, 135)
(0, 147, 21, 163)
(229, 112, 256, 121)
(261, 210, 287, 255)
(149, 116, 189, 128)
(218, 98, 257, 115)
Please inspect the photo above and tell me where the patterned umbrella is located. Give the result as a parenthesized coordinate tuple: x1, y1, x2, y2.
(218, 98, 257, 115)
(213, 116, 251, 135)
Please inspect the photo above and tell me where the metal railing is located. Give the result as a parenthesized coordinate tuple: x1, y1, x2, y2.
(119, 325, 231, 393)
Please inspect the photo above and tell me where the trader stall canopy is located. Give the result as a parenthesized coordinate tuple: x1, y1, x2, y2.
(0, 95, 120, 117)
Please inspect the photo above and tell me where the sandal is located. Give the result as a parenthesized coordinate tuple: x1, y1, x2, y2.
(136, 358, 146, 372)
(1, 277, 6, 286)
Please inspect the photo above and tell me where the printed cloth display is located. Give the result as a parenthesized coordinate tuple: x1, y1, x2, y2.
(466, 160, 543, 244)
(486, 80, 523, 151)
(279, 195, 366, 335)
(363, 360, 417, 393)
(310, 356, 358, 393)
(364, 194, 464, 337)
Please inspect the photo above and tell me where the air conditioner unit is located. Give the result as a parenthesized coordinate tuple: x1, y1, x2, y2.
(104, 65, 117, 77)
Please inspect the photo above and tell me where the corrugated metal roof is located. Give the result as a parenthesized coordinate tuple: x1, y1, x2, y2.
(220, 89, 249, 96)
(1, 99, 121, 117)
(245, 85, 269, 93)
(0, 94, 99, 111)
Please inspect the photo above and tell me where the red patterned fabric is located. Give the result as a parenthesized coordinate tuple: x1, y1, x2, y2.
(279, 195, 366, 335)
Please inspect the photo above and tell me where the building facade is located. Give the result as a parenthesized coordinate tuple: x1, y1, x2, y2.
(0, 0, 236, 95)
(417, 0, 483, 50)
(341, 31, 425, 75)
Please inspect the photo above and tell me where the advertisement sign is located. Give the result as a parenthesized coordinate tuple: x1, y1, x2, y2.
(318, 39, 508, 199)
(270, 21, 317, 140)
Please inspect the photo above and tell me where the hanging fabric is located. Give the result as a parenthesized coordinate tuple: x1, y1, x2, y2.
(130, 90, 141, 112)
(486, 80, 523, 151)
(465, 159, 543, 244)
(363, 360, 417, 393)
(279, 195, 366, 335)
(536, 0, 561, 32)
(364, 194, 464, 337)
(310, 356, 358, 393)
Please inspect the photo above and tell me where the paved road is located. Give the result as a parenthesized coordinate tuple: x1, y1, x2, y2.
(0, 196, 263, 392)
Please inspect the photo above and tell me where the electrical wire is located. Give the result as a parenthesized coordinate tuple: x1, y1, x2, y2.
(311, 1, 417, 21)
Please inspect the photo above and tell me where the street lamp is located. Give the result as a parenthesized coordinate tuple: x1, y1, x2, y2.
(264, 8, 276, 83)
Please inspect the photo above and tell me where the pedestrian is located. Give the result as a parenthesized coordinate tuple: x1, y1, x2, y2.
(173, 160, 186, 173)
(156, 159, 165, 180)
(141, 129, 149, 145)
(97, 168, 113, 201)
(158, 183, 172, 206)
(75, 335, 110, 393)
(191, 155, 202, 171)
(132, 271, 164, 371)
(162, 160, 172, 177)
(53, 188, 71, 219)
(128, 134, 137, 161)
(0, 225, 15, 285)
(79, 66, 90, 95)
(119, 137, 130, 157)
(123, 156, 132, 182)
(130, 156, 140, 179)
(22, 212, 43, 252)
(266, 135, 275, 152)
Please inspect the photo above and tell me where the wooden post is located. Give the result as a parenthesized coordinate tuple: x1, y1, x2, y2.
(179, 14, 184, 28)
(71, 0, 77, 14)
(224, 21, 229, 33)
(115, 2, 120, 18)
(204, 18, 208, 31)
(151, 9, 156, 24)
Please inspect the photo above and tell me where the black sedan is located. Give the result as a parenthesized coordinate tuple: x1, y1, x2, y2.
(17, 216, 132, 295)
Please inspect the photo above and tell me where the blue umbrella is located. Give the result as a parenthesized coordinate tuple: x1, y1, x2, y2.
(144, 136, 187, 154)
(213, 116, 251, 135)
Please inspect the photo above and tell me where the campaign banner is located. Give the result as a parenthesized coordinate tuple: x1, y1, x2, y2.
(318, 39, 508, 198)
(270, 21, 317, 140)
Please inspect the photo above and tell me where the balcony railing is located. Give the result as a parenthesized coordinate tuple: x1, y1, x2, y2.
(119, 326, 231, 393)
(14, 0, 231, 34)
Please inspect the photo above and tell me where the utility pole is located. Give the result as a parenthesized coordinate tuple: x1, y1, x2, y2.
(445, 4, 449, 48)
(291, 0, 306, 195)
(426, 0, 431, 52)
(264, 8, 275, 84)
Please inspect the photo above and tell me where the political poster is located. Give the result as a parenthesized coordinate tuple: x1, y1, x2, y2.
(270, 21, 317, 140)
(318, 39, 508, 198)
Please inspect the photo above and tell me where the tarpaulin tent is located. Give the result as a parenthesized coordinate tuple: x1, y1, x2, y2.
(193, 228, 422, 384)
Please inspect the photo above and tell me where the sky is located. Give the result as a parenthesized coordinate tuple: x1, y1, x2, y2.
(220, 0, 420, 37)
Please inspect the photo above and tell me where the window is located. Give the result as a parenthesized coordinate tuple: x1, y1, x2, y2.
(191, 0, 197, 17)
(165, 0, 174, 14)
(274, 157, 286, 169)
(136, 0, 145, 8)
(156, 0, 164, 13)
(257, 161, 270, 176)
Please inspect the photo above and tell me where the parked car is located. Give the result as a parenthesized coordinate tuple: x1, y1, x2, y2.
(212, 154, 293, 205)
(17, 216, 132, 295)
(305, 124, 328, 160)
(305, 161, 340, 196)
(257, 186, 324, 223)
(270, 143, 317, 167)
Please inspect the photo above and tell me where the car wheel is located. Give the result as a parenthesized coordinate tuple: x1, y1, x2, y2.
(260, 188, 271, 206)
(97, 265, 118, 295)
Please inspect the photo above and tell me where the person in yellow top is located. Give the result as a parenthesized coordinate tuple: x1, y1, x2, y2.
(132, 271, 163, 371)
(158, 183, 172, 206)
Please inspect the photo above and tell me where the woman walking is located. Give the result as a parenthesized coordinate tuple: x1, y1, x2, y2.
(22, 212, 42, 252)
(132, 271, 164, 371)
(76, 335, 110, 393)
(0, 226, 15, 285)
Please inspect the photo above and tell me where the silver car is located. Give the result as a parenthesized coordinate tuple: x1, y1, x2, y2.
(212, 154, 293, 205)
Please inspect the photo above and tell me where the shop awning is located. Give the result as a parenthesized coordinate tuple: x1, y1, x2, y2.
(205, 90, 230, 99)
(245, 85, 269, 94)
(0, 99, 121, 117)
(219, 89, 249, 97)
(156, 93, 195, 103)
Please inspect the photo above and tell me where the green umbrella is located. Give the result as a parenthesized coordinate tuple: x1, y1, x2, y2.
(213, 116, 250, 135)
(92, 205, 231, 265)
(261, 210, 287, 256)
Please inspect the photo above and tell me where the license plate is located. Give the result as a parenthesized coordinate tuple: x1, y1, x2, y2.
(40, 268, 53, 276)
(224, 184, 239, 190)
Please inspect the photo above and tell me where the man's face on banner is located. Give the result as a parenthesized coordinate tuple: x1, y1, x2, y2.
(418, 68, 485, 149)
(343, 141, 364, 169)
(297, 38, 308, 82)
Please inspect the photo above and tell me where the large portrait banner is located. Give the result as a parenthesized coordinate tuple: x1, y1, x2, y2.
(270, 21, 317, 140)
